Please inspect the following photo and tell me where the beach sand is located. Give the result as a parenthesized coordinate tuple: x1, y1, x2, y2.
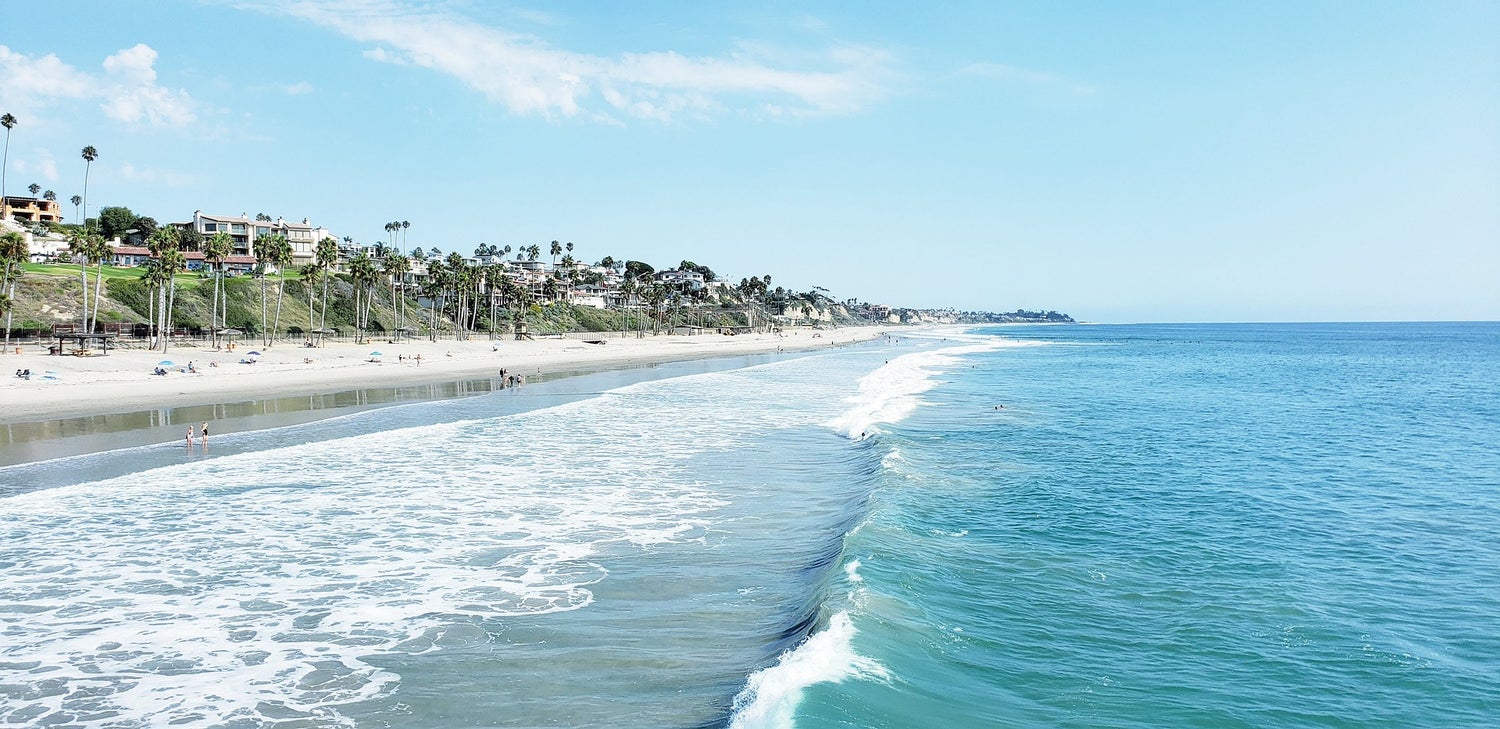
(2, 326, 887, 425)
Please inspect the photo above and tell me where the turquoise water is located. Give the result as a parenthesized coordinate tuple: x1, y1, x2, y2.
(2, 323, 1497, 727)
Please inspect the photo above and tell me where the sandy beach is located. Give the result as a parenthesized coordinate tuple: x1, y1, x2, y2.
(1, 326, 887, 425)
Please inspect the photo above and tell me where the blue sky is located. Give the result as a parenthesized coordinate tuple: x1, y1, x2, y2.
(1, 1, 1495, 321)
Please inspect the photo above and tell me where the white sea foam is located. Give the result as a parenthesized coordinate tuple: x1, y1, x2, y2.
(727, 611, 887, 729)
(825, 338, 1034, 439)
(0, 355, 874, 727)
(0, 362, 840, 726)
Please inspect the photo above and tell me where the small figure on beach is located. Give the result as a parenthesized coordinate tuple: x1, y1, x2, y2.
(186, 425, 195, 448)
(415, 354, 422, 366)
(188, 361, 197, 373)
(200, 422, 210, 445)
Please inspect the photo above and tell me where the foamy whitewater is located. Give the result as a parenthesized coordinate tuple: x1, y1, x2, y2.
(4, 323, 1499, 727)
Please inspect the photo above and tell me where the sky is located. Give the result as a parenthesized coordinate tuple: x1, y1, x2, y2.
(1, 1, 1496, 322)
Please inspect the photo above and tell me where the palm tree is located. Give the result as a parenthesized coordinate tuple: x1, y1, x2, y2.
(68, 232, 96, 331)
(27, 183, 39, 197)
(70, 195, 82, 225)
(87, 233, 111, 331)
(0, 113, 15, 205)
(315, 236, 338, 344)
(268, 234, 293, 345)
(550, 240, 562, 264)
(445, 252, 467, 340)
(158, 245, 186, 352)
(382, 250, 409, 341)
(424, 259, 446, 341)
(203, 231, 232, 347)
(80, 146, 98, 231)
(527, 244, 540, 261)
(255, 233, 275, 346)
(401, 220, 410, 249)
(144, 227, 180, 348)
(43, 190, 55, 202)
(1, 231, 28, 351)
(300, 263, 321, 343)
(349, 251, 377, 343)
(142, 227, 186, 352)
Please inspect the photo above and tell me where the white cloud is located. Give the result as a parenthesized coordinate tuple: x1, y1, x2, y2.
(285, 81, 315, 95)
(248, 1, 892, 122)
(12, 155, 61, 183)
(0, 43, 198, 128)
(120, 162, 197, 187)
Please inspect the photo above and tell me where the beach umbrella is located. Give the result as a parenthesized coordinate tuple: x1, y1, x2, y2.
(247, 351, 263, 356)
(158, 360, 175, 366)
(369, 351, 383, 356)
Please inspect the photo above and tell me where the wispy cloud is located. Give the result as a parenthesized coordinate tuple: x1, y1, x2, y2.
(0, 44, 198, 127)
(120, 162, 199, 187)
(243, 1, 892, 122)
(957, 62, 1095, 96)
(12, 153, 61, 183)
(284, 81, 315, 95)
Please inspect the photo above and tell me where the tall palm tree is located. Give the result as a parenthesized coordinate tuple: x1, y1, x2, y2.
(382, 250, 409, 341)
(69, 195, 82, 225)
(27, 183, 39, 197)
(401, 220, 410, 249)
(0, 113, 15, 205)
(43, 190, 55, 202)
(299, 263, 321, 343)
(255, 234, 274, 346)
(67, 231, 97, 331)
(86, 233, 111, 331)
(315, 236, 338, 344)
(0, 231, 27, 351)
(424, 259, 447, 341)
(203, 231, 232, 347)
(80, 146, 98, 231)
(349, 251, 377, 343)
(144, 227, 180, 349)
(157, 245, 186, 352)
(268, 234, 293, 345)
(550, 240, 561, 264)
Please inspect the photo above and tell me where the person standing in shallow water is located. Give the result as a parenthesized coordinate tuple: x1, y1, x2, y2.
(186, 425, 195, 448)
(200, 422, 209, 447)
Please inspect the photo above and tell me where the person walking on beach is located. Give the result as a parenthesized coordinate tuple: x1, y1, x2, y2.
(186, 425, 195, 448)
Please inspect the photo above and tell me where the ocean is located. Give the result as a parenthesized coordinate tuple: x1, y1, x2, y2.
(2, 322, 1497, 727)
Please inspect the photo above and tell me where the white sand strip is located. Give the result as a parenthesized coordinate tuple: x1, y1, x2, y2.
(2, 327, 888, 424)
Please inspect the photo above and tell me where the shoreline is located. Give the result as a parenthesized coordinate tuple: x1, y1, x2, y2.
(2, 326, 888, 426)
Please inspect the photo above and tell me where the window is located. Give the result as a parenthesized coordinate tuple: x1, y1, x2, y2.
(203, 223, 217, 232)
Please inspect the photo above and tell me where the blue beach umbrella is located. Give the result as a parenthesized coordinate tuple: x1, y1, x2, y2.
(158, 360, 175, 366)
(369, 351, 383, 356)
(247, 351, 263, 356)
